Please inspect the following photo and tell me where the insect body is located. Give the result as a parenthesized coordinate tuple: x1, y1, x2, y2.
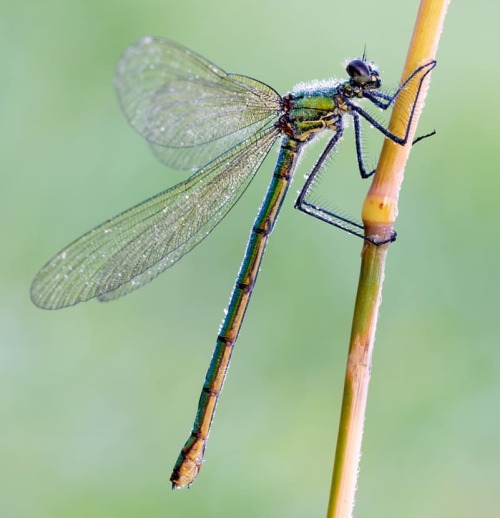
(30, 37, 435, 488)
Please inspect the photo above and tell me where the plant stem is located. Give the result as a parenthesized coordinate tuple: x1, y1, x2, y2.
(326, 2, 450, 517)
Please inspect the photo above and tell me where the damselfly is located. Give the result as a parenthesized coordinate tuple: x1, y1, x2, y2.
(31, 37, 436, 488)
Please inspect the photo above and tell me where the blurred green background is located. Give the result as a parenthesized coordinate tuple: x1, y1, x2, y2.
(2, 1, 498, 517)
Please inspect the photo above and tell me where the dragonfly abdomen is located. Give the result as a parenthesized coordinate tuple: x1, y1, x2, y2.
(170, 136, 303, 488)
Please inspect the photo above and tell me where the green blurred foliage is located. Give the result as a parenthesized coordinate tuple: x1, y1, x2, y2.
(1, 1, 498, 517)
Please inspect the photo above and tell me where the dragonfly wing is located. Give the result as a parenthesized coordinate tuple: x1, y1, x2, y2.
(31, 127, 280, 309)
(148, 119, 272, 171)
(115, 36, 282, 169)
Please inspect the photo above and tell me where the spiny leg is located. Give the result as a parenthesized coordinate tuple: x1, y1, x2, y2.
(295, 109, 433, 244)
(295, 61, 436, 244)
(353, 112, 376, 179)
(364, 60, 436, 111)
(294, 128, 378, 242)
(353, 110, 435, 180)
(295, 129, 343, 210)
(295, 126, 394, 244)
(348, 60, 436, 145)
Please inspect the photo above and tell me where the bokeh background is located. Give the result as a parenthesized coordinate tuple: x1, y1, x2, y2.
(2, 1, 498, 517)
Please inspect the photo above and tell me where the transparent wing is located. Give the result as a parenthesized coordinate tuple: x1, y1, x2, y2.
(115, 37, 282, 170)
(148, 125, 269, 172)
(31, 127, 280, 309)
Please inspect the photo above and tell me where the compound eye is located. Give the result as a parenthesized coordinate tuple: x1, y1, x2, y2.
(346, 59, 371, 83)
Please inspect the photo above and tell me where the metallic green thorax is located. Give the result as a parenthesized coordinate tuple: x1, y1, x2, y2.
(281, 77, 369, 142)
(282, 87, 343, 142)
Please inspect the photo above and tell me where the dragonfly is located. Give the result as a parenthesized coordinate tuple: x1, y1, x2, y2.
(31, 37, 436, 489)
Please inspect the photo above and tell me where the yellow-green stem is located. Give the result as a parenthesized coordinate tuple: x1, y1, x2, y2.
(326, 1, 450, 517)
